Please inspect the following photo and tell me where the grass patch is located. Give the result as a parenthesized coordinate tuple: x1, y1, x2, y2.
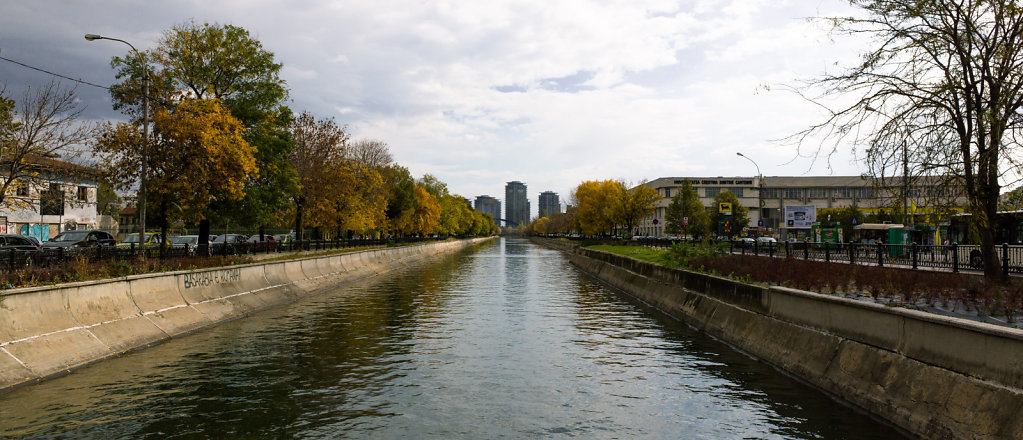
(587, 245, 678, 268)
(585, 240, 1023, 324)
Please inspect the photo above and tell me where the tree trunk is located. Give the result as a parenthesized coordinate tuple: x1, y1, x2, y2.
(294, 196, 304, 241)
(979, 193, 1004, 282)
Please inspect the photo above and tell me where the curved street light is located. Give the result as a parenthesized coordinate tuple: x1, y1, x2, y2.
(737, 152, 765, 232)
(86, 33, 149, 253)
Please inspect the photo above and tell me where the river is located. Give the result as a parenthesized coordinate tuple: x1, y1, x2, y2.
(0, 238, 903, 439)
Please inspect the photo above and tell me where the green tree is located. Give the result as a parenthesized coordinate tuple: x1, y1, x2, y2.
(95, 180, 123, 217)
(151, 21, 287, 119)
(418, 174, 448, 200)
(383, 165, 417, 236)
(711, 191, 749, 238)
(664, 191, 685, 236)
(1000, 187, 1023, 211)
(796, 0, 1023, 280)
(438, 193, 473, 236)
(818, 206, 864, 240)
(665, 179, 708, 239)
(110, 20, 296, 229)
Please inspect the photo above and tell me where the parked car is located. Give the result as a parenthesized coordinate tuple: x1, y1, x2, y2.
(42, 230, 116, 249)
(169, 235, 200, 255)
(23, 235, 42, 247)
(211, 234, 248, 255)
(0, 234, 42, 267)
(0, 234, 42, 251)
(246, 234, 277, 251)
(273, 234, 294, 248)
(737, 237, 755, 248)
(117, 233, 165, 249)
(756, 237, 778, 246)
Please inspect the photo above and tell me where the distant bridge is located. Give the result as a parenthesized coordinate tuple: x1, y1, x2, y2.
(495, 218, 518, 227)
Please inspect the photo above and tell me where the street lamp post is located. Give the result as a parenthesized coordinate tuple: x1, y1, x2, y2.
(86, 34, 148, 253)
(865, 105, 911, 228)
(903, 139, 910, 227)
(736, 152, 764, 232)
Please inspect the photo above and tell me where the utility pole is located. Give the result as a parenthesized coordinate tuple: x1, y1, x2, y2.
(85, 34, 148, 255)
(903, 139, 910, 227)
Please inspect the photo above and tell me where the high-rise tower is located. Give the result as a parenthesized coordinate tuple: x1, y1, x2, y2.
(474, 195, 501, 224)
(538, 191, 560, 218)
(505, 181, 528, 227)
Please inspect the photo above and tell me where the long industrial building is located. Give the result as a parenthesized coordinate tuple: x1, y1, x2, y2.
(636, 175, 965, 242)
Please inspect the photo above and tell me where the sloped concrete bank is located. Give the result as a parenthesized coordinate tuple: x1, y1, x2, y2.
(0, 238, 494, 393)
(538, 239, 1023, 440)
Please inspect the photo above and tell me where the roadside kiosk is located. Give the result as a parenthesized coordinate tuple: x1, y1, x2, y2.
(853, 223, 905, 257)
(811, 223, 844, 243)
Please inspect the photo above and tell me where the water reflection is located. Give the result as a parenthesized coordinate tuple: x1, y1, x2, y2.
(0, 238, 901, 439)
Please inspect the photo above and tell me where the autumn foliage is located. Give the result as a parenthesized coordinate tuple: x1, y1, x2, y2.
(87, 20, 497, 240)
(569, 180, 658, 236)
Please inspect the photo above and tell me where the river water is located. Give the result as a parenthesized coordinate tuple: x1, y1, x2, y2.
(0, 238, 903, 439)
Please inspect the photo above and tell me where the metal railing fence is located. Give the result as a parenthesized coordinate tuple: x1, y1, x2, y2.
(0, 236, 454, 273)
(555, 235, 1022, 278)
(725, 240, 1020, 275)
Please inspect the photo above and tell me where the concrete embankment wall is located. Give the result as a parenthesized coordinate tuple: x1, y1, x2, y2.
(541, 239, 1023, 440)
(0, 238, 493, 393)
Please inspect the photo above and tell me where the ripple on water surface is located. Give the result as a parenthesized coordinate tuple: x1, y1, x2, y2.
(0, 238, 903, 439)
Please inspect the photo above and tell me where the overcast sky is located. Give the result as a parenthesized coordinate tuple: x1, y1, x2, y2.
(2, 0, 868, 217)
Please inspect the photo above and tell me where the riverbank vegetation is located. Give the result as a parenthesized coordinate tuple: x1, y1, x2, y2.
(4, 20, 498, 246)
(0, 239, 444, 290)
(586, 241, 1023, 325)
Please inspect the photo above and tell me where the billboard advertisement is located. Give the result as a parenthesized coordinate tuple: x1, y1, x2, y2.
(785, 205, 816, 229)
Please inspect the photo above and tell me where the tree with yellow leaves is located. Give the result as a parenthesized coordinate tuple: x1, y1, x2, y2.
(109, 20, 294, 229)
(613, 182, 659, 236)
(95, 97, 256, 249)
(408, 185, 441, 236)
(437, 193, 472, 236)
(287, 111, 348, 239)
(574, 180, 624, 236)
(329, 161, 387, 236)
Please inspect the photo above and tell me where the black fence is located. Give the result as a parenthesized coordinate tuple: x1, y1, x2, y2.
(0, 236, 447, 273)
(623, 236, 1023, 277)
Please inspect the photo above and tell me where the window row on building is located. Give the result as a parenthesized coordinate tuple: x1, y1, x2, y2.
(636, 175, 967, 238)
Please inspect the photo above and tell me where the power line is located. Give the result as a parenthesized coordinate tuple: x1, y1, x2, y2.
(0, 54, 110, 90)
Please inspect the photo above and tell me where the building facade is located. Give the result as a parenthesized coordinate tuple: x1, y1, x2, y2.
(0, 159, 101, 242)
(505, 181, 529, 227)
(474, 195, 501, 224)
(637, 175, 965, 241)
(538, 191, 560, 218)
